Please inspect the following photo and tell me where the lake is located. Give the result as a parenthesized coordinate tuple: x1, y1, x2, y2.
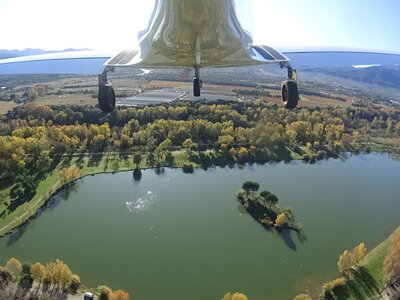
(1, 153, 400, 300)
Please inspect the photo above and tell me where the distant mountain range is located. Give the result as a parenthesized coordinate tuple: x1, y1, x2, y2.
(305, 66, 400, 90)
(0, 48, 90, 60)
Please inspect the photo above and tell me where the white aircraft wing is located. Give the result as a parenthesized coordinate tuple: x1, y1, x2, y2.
(0, 50, 114, 74)
(279, 47, 400, 69)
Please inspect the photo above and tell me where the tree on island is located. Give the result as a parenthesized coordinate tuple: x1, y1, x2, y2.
(260, 190, 279, 204)
(275, 213, 287, 228)
(242, 181, 259, 193)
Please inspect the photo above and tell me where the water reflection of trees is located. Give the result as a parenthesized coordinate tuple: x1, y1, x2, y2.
(278, 228, 308, 251)
(133, 169, 142, 181)
(5, 182, 80, 247)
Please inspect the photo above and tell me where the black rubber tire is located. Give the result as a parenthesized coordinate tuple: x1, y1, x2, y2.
(98, 84, 115, 113)
(193, 77, 201, 97)
(281, 80, 299, 109)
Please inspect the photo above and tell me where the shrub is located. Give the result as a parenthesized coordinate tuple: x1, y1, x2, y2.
(236, 189, 245, 200)
(275, 213, 287, 228)
(110, 289, 130, 300)
(22, 262, 32, 276)
(69, 274, 81, 294)
(322, 277, 347, 296)
(98, 285, 112, 300)
(0, 269, 12, 285)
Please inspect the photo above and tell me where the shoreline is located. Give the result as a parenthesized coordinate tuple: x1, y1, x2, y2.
(0, 149, 398, 238)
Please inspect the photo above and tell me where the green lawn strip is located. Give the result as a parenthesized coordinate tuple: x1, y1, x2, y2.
(0, 169, 62, 236)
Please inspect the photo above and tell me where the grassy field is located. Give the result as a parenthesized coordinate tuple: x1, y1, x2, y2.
(0, 101, 17, 115)
(35, 94, 97, 106)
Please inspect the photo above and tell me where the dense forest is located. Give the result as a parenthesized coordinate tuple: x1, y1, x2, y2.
(0, 99, 399, 207)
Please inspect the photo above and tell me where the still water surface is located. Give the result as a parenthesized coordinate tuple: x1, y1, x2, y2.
(1, 153, 400, 300)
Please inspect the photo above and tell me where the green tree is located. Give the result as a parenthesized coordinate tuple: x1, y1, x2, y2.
(266, 194, 279, 204)
(133, 152, 142, 169)
(242, 181, 259, 192)
(260, 191, 271, 199)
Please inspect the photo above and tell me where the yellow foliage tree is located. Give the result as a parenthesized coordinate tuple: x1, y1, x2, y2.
(337, 243, 366, 274)
(232, 293, 248, 300)
(294, 294, 312, 300)
(221, 292, 248, 300)
(98, 285, 112, 300)
(275, 213, 287, 228)
(30, 262, 45, 283)
(238, 147, 248, 158)
(59, 167, 78, 185)
(5, 258, 22, 277)
(384, 229, 400, 281)
(353, 243, 367, 262)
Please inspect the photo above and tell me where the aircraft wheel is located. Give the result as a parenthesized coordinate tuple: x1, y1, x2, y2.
(281, 80, 299, 109)
(193, 77, 201, 97)
(98, 84, 115, 113)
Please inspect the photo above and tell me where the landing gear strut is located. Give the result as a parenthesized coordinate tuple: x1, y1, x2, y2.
(98, 68, 116, 113)
(193, 67, 202, 97)
(280, 63, 299, 109)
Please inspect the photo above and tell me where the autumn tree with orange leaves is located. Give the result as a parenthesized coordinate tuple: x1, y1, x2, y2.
(110, 289, 130, 300)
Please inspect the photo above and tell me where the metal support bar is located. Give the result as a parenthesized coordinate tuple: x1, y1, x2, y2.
(98, 69, 108, 86)
(194, 67, 200, 78)
(280, 62, 297, 82)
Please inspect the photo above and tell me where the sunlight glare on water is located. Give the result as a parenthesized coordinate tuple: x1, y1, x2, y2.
(126, 190, 156, 212)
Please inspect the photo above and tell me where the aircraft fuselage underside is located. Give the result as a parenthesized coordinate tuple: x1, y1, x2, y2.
(98, 0, 298, 112)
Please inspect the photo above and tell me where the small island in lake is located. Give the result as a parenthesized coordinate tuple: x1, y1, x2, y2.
(236, 181, 302, 231)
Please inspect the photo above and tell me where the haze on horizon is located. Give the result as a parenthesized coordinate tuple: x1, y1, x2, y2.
(0, 0, 400, 53)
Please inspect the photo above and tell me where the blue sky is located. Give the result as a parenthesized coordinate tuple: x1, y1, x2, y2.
(0, 0, 400, 53)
